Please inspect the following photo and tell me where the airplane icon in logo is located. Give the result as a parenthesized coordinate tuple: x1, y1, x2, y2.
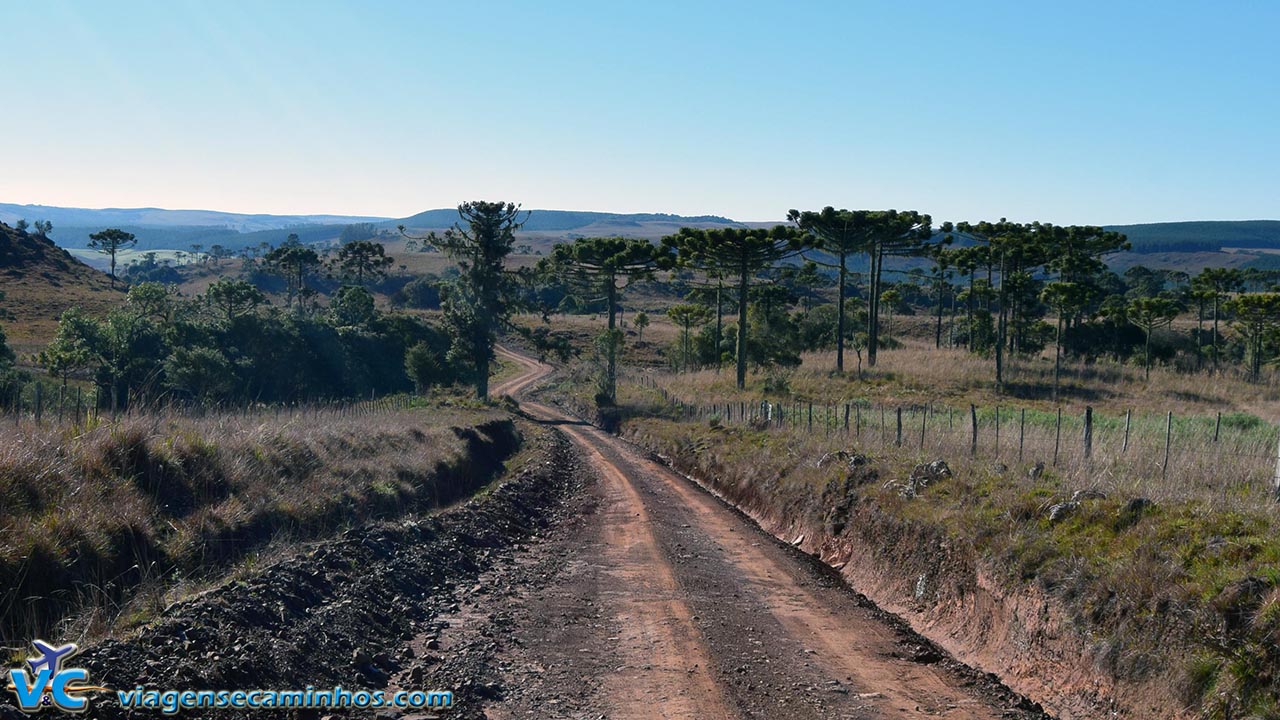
(27, 640, 78, 675)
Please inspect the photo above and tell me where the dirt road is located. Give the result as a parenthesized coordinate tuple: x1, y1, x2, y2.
(464, 348, 1049, 719)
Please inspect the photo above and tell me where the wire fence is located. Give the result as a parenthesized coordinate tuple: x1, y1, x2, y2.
(629, 374, 1280, 506)
(0, 380, 422, 429)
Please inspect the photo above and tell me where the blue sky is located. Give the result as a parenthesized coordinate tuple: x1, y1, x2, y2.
(1, 1, 1276, 224)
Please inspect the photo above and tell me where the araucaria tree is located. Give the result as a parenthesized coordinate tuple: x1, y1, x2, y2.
(88, 228, 137, 288)
(543, 237, 657, 404)
(1226, 293, 1280, 378)
(264, 234, 321, 310)
(633, 312, 649, 343)
(1127, 296, 1181, 379)
(661, 226, 806, 389)
(334, 239, 395, 286)
(1040, 281, 1090, 400)
(402, 201, 527, 399)
(864, 211, 934, 366)
(667, 303, 713, 371)
(1192, 267, 1244, 369)
(788, 207, 873, 373)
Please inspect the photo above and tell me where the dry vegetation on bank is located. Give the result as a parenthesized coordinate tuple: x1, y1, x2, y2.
(0, 402, 522, 649)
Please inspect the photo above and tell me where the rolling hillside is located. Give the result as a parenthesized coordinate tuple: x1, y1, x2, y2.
(0, 202, 387, 232)
(0, 222, 123, 356)
(1103, 220, 1280, 252)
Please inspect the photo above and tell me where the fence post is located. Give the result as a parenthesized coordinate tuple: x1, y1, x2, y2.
(1019, 408, 1025, 463)
(1123, 410, 1131, 453)
(808, 402, 813, 432)
(57, 385, 65, 424)
(1163, 411, 1173, 479)
(1053, 408, 1062, 466)
(855, 404, 861, 438)
(895, 407, 903, 447)
(919, 407, 927, 450)
(969, 404, 978, 456)
(1083, 406, 1093, 460)
(1214, 412, 1222, 443)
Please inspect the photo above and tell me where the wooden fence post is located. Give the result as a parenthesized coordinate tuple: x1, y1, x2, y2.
(969, 404, 978, 456)
(1053, 408, 1062, 467)
(919, 407, 927, 450)
(1019, 408, 1025, 462)
(808, 402, 813, 432)
(895, 407, 903, 447)
(844, 403, 850, 434)
(1163, 411, 1173, 479)
(1083, 406, 1093, 460)
(1123, 410, 1131, 453)
(855, 404, 861, 438)
(1214, 412, 1222, 443)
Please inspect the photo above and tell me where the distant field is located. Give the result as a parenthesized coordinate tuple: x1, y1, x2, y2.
(66, 247, 202, 270)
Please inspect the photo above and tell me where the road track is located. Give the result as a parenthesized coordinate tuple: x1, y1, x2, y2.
(478, 347, 1044, 719)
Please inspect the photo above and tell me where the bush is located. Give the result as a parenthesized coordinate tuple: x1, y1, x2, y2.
(392, 276, 442, 309)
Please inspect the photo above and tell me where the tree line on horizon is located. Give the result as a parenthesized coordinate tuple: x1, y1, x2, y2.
(6, 201, 1280, 411)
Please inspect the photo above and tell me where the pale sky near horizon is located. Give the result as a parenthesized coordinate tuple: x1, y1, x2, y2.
(1, 1, 1277, 225)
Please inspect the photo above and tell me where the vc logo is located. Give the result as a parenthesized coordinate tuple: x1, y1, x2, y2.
(5, 640, 106, 713)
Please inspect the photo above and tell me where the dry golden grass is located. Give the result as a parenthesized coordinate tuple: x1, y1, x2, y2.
(652, 336, 1280, 419)
(0, 400, 517, 646)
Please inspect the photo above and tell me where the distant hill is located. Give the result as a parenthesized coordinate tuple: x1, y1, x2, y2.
(1, 202, 749, 256)
(0, 203, 387, 232)
(1104, 220, 1280, 253)
(0, 222, 123, 355)
(394, 208, 736, 233)
(393, 209, 743, 244)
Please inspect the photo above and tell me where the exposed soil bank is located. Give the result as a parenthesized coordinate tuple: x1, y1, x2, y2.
(622, 425, 1191, 720)
(0, 423, 577, 720)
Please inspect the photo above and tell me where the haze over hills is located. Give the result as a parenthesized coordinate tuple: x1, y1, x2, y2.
(6, 201, 1280, 268)
(0, 202, 388, 232)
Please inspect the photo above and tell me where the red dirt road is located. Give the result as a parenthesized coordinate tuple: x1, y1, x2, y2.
(476, 347, 1046, 719)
